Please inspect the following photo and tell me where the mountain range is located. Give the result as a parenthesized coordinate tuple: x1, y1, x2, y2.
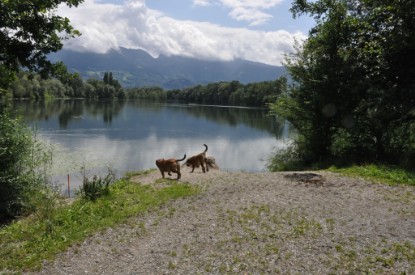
(49, 48, 286, 89)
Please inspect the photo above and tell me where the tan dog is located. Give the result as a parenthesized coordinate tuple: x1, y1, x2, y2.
(156, 154, 186, 179)
(185, 144, 209, 173)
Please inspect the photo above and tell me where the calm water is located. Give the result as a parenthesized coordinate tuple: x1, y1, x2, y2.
(13, 100, 291, 192)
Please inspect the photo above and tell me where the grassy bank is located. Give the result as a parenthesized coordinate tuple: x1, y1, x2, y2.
(328, 164, 415, 186)
(0, 171, 199, 273)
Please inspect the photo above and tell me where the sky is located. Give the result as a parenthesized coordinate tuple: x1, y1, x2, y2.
(57, 0, 315, 66)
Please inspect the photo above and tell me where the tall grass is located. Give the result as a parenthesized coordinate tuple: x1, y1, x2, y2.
(0, 173, 199, 272)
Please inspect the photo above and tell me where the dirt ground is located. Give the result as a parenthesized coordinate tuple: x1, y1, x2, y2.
(32, 168, 415, 274)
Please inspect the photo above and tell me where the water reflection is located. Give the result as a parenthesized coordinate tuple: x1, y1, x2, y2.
(12, 100, 291, 191)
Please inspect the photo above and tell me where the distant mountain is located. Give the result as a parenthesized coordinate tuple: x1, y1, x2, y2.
(49, 48, 286, 89)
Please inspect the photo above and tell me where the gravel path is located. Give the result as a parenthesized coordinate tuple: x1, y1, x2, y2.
(32, 169, 415, 274)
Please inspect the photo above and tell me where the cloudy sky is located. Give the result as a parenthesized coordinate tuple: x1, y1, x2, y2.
(58, 0, 314, 66)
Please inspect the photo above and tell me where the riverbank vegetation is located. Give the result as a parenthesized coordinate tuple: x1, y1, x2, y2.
(8, 71, 126, 100)
(7, 71, 288, 108)
(269, 0, 415, 171)
(329, 165, 415, 187)
(0, 112, 53, 223)
(0, 170, 199, 272)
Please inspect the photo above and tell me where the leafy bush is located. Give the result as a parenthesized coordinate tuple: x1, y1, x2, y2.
(0, 112, 54, 222)
(77, 169, 115, 201)
(268, 144, 305, 171)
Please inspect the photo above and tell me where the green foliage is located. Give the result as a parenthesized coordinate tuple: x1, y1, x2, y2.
(77, 169, 116, 201)
(0, 175, 199, 272)
(268, 144, 305, 171)
(86, 76, 126, 99)
(127, 86, 166, 100)
(0, 112, 54, 222)
(167, 78, 288, 107)
(270, 0, 415, 169)
(7, 71, 126, 99)
(0, 0, 84, 89)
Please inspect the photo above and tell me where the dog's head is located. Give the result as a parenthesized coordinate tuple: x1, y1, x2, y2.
(155, 159, 165, 166)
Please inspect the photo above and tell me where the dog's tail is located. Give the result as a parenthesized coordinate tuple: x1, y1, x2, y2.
(203, 144, 208, 153)
(176, 154, 186, 162)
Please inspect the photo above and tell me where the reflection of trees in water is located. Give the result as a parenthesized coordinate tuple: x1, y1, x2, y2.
(13, 100, 66, 122)
(83, 100, 126, 125)
(13, 100, 287, 137)
(175, 105, 287, 138)
(13, 99, 126, 128)
(123, 101, 286, 137)
(58, 100, 85, 128)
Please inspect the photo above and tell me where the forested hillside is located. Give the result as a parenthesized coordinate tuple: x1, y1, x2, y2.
(49, 48, 286, 89)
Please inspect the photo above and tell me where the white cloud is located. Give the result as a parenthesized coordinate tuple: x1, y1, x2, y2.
(192, 0, 212, 7)
(193, 0, 283, 26)
(58, 0, 306, 66)
(229, 6, 272, 26)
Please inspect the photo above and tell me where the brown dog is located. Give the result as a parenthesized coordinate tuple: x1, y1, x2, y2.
(185, 144, 209, 173)
(156, 154, 186, 179)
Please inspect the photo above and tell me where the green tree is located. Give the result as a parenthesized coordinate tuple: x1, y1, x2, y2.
(109, 72, 114, 86)
(103, 72, 109, 85)
(270, 0, 415, 169)
(0, 0, 84, 222)
(0, 0, 84, 90)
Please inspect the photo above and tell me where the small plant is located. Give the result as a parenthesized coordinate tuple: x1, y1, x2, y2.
(77, 168, 115, 201)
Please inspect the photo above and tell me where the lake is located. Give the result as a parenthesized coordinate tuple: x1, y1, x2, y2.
(13, 100, 291, 193)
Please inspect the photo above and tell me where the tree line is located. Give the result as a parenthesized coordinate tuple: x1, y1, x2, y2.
(166, 78, 288, 107)
(9, 71, 288, 108)
(127, 77, 288, 107)
(9, 71, 126, 100)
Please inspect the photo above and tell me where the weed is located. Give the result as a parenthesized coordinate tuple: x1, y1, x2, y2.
(77, 167, 115, 201)
(167, 261, 176, 269)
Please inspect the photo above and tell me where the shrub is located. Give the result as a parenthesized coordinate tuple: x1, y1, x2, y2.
(0, 112, 54, 222)
(77, 169, 115, 201)
(268, 143, 305, 171)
